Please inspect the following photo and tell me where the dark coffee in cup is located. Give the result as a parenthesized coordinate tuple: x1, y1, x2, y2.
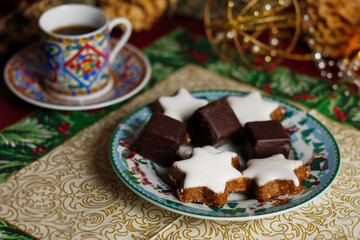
(52, 25, 97, 35)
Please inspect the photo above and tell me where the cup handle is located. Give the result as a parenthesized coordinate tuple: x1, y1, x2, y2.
(108, 17, 132, 63)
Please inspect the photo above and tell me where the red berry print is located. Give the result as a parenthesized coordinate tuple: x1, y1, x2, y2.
(56, 121, 71, 136)
(328, 93, 337, 98)
(333, 106, 341, 116)
(308, 94, 315, 100)
(265, 64, 277, 72)
(61, 122, 70, 130)
(262, 84, 272, 93)
(254, 58, 263, 67)
(38, 148, 45, 152)
(339, 112, 346, 122)
(60, 111, 71, 116)
(33, 147, 46, 154)
(84, 108, 106, 115)
(333, 106, 346, 122)
(186, 50, 208, 64)
(292, 93, 316, 101)
(300, 93, 308, 100)
(292, 95, 300, 100)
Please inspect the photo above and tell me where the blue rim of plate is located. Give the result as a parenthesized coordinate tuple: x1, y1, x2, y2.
(110, 90, 340, 220)
(4, 43, 151, 111)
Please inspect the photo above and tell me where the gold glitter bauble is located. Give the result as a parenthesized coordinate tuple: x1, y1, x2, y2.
(204, 0, 312, 67)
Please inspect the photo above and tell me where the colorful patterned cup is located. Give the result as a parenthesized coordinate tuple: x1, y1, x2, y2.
(39, 4, 132, 99)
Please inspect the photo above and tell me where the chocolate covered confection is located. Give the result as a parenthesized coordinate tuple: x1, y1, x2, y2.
(186, 98, 242, 147)
(241, 120, 291, 160)
(133, 112, 187, 167)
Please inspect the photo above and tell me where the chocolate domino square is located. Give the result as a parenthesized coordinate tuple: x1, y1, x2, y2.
(241, 120, 291, 160)
(187, 98, 242, 146)
(133, 112, 187, 167)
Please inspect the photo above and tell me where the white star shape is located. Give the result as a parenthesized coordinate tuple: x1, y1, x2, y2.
(227, 91, 280, 125)
(158, 88, 208, 122)
(242, 154, 305, 186)
(174, 147, 242, 193)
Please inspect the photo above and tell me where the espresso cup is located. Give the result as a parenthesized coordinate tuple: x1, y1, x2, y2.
(39, 4, 132, 99)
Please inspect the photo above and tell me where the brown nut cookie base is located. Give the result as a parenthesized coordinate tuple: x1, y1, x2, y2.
(270, 106, 284, 121)
(168, 156, 245, 208)
(244, 165, 309, 200)
(177, 177, 245, 208)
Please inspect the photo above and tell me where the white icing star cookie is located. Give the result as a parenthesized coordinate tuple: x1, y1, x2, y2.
(242, 154, 305, 186)
(158, 88, 208, 122)
(174, 147, 242, 193)
(227, 91, 280, 125)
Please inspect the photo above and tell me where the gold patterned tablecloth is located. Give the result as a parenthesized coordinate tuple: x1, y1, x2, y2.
(0, 65, 359, 239)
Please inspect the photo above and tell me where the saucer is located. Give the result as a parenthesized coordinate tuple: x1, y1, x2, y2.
(4, 43, 151, 111)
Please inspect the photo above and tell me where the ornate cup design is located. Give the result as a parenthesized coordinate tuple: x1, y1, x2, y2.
(39, 4, 132, 99)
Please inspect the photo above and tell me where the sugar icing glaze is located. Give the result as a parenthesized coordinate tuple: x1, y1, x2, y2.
(177, 145, 194, 159)
(177, 145, 221, 159)
(158, 88, 208, 122)
(242, 154, 304, 186)
(226, 91, 280, 125)
(174, 147, 242, 193)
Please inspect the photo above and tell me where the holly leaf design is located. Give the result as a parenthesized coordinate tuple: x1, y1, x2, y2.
(244, 69, 269, 88)
(0, 148, 33, 161)
(145, 36, 181, 58)
(0, 118, 55, 149)
(349, 107, 360, 122)
(269, 67, 332, 105)
(150, 62, 175, 83)
(0, 219, 35, 240)
(315, 85, 360, 128)
(0, 159, 31, 183)
(207, 61, 248, 82)
(269, 67, 315, 94)
(144, 32, 188, 68)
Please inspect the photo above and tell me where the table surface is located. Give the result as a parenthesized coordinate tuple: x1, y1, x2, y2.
(1, 15, 359, 240)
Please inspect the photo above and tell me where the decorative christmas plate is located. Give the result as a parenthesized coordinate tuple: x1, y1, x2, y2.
(110, 90, 340, 221)
(4, 43, 151, 111)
